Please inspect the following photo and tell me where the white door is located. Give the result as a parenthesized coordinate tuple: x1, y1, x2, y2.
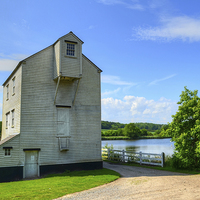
(25, 151, 39, 178)
(57, 108, 70, 136)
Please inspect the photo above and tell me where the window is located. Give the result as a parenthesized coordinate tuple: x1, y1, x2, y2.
(3, 147, 12, 157)
(5, 149, 11, 156)
(6, 84, 9, 100)
(66, 43, 75, 56)
(11, 109, 15, 127)
(6, 112, 10, 129)
(12, 77, 15, 95)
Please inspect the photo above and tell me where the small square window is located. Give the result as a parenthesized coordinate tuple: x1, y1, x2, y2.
(3, 147, 12, 157)
(5, 149, 11, 156)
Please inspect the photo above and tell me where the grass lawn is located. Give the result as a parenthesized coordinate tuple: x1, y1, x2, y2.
(0, 168, 120, 200)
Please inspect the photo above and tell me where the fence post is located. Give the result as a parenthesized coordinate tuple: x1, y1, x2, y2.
(108, 148, 110, 160)
(140, 151, 142, 165)
(161, 152, 165, 167)
(122, 150, 125, 162)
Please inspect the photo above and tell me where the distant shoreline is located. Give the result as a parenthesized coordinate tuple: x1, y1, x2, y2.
(101, 136, 171, 140)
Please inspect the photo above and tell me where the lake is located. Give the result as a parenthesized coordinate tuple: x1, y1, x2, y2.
(102, 138, 174, 156)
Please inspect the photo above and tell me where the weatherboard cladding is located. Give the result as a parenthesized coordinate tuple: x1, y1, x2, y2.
(1, 66, 22, 140)
(0, 32, 102, 173)
(0, 134, 20, 167)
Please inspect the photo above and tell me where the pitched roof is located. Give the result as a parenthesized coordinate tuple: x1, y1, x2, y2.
(0, 133, 20, 146)
(2, 32, 101, 86)
(82, 54, 102, 73)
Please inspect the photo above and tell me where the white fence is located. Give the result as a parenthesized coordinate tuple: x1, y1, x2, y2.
(102, 148, 165, 167)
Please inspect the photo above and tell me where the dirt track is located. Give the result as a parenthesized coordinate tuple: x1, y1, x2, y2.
(56, 162, 200, 200)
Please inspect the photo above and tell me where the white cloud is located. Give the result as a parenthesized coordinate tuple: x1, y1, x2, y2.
(149, 74, 176, 86)
(102, 95, 178, 124)
(102, 88, 121, 97)
(0, 59, 19, 71)
(0, 86, 3, 93)
(97, 0, 144, 10)
(0, 54, 28, 71)
(133, 16, 200, 42)
(102, 75, 137, 86)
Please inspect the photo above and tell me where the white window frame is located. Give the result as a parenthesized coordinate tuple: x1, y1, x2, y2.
(66, 43, 75, 56)
(11, 109, 15, 127)
(12, 77, 15, 95)
(4, 148, 12, 157)
(65, 40, 77, 58)
(6, 84, 9, 100)
(6, 112, 10, 129)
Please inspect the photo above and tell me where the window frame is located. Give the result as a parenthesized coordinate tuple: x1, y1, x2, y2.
(12, 77, 15, 95)
(3, 147, 13, 157)
(65, 40, 77, 58)
(6, 112, 10, 129)
(11, 109, 15, 128)
(6, 84, 9, 100)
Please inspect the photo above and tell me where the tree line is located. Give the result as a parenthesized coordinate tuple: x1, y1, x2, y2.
(102, 122, 169, 138)
(102, 121, 165, 132)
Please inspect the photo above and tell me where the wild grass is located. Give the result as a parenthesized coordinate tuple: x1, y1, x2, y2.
(0, 168, 120, 200)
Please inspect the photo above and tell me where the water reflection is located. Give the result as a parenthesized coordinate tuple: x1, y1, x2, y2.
(102, 138, 174, 156)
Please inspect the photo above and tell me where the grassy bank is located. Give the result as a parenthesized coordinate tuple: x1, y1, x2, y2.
(102, 136, 170, 140)
(0, 169, 120, 200)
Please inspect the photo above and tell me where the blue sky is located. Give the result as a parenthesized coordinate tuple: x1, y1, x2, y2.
(1, 0, 200, 124)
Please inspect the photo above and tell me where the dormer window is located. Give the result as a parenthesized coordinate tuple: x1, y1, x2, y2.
(65, 40, 77, 57)
(67, 43, 75, 56)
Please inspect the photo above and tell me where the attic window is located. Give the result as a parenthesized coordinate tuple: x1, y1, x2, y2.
(66, 43, 75, 56)
(65, 40, 77, 57)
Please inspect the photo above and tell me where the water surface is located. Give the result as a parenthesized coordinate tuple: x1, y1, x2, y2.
(102, 138, 174, 156)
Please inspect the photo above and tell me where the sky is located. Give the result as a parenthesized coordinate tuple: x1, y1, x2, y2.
(1, 0, 200, 124)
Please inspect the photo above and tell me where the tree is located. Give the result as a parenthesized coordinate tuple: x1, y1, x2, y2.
(167, 87, 200, 169)
(141, 129, 148, 136)
(124, 123, 141, 138)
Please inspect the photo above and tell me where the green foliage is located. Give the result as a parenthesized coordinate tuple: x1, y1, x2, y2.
(155, 124, 171, 137)
(124, 123, 141, 138)
(101, 121, 125, 129)
(0, 169, 120, 200)
(101, 121, 164, 132)
(141, 129, 148, 136)
(167, 87, 200, 169)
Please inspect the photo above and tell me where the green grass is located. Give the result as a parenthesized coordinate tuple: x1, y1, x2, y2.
(0, 169, 120, 200)
(102, 136, 129, 140)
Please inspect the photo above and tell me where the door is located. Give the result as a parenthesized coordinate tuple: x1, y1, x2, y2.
(25, 151, 39, 178)
(57, 108, 70, 136)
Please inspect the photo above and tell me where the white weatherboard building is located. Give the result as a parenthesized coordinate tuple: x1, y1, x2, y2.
(0, 32, 102, 182)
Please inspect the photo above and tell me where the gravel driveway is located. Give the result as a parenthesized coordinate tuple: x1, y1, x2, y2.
(56, 162, 200, 200)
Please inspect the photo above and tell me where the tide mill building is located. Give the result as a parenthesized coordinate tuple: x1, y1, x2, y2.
(0, 32, 103, 182)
